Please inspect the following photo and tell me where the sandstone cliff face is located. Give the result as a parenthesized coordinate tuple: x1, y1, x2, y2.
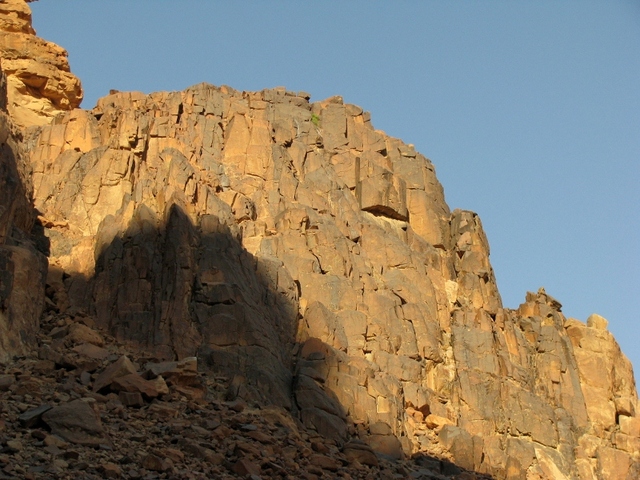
(0, 2, 638, 478)
(0, 0, 82, 129)
(27, 83, 640, 478)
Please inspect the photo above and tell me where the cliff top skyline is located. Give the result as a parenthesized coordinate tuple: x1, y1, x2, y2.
(31, 1, 640, 377)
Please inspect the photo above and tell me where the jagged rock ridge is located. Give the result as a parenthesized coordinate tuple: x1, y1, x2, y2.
(1, 2, 639, 479)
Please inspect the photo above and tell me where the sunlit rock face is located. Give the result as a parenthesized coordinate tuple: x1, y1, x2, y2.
(28, 82, 639, 477)
(1, 1, 638, 477)
(28, 84, 457, 414)
(0, 0, 82, 129)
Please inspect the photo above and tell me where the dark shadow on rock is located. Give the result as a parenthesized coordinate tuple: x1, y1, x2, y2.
(0, 65, 48, 361)
(67, 203, 300, 409)
(410, 451, 494, 479)
(293, 337, 349, 441)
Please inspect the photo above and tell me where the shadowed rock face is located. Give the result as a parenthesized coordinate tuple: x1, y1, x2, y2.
(0, 61, 47, 362)
(0, 1, 638, 478)
(92, 203, 299, 410)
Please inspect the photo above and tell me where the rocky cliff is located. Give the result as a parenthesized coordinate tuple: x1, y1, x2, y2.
(0, 2, 638, 479)
(0, 0, 82, 129)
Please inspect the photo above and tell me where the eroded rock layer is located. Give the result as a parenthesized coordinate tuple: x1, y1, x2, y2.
(27, 82, 640, 478)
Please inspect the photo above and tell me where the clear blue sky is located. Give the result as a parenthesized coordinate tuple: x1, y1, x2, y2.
(32, 1, 640, 379)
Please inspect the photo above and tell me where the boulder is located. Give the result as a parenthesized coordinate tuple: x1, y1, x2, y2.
(41, 399, 108, 446)
(93, 355, 137, 392)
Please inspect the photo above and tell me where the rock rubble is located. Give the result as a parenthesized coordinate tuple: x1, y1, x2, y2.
(1, 309, 482, 479)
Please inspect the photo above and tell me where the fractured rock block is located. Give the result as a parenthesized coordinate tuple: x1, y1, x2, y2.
(0, 4, 82, 128)
(111, 373, 160, 399)
(438, 425, 475, 471)
(93, 355, 137, 393)
(587, 313, 608, 330)
(597, 446, 632, 480)
(343, 441, 379, 467)
(360, 167, 408, 221)
(42, 399, 108, 446)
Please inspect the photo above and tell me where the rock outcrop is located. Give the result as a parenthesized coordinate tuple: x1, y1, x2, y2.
(0, 1, 638, 478)
(0, 57, 46, 363)
(28, 83, 640, 478)
(0, 0, 82, 129)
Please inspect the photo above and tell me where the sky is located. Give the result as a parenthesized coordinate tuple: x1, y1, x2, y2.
(32, 1, 639, 380)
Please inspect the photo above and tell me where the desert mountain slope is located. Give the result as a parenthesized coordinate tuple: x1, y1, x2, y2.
(0, 2, 638, 479)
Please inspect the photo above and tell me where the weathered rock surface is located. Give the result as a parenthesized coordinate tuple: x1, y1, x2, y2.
(0, 0, 82, 129)
(41, 399, 107, 447)
(0, 2, 638, 478)
(27, 80, 639, 478)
